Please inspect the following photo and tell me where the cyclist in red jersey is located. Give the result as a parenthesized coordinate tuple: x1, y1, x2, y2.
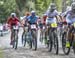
(42, 14, 48, 45)
(42, 14, 47, 25)
(7, 13, 20, 45)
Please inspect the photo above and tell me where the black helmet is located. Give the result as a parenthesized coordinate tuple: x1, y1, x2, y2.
(71, 2, 75, 10)
(50, 3, 56, 10)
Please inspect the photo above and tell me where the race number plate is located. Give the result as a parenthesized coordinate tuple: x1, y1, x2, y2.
(13, 26, 19, 30)
(0, 26, 3, 30)
(43, 26, 45, 29)
(51, 23, 57, 28)
(31, 24, 36, 29)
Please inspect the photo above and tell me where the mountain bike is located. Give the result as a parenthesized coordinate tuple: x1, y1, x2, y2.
(12, 25, 19, 49)
(48, 23, 59, 54)
(30, 24, 37, 50)
(62, 23, 75, 55)
(22, 25, 32, 48)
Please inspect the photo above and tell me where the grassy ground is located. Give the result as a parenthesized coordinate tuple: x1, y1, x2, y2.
(0, 48, 3, 58)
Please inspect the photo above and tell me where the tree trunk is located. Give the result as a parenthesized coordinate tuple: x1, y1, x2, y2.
(62, 0, 67, 12)
(15, 0, 30, 16)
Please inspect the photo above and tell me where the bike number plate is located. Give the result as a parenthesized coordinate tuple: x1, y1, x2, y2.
(31, 25, 36, 29)
(51, 23, 57, 28)
(0, 26, 3, 30)
(43, 26, 45, 29)
(13, 26, 19, 30)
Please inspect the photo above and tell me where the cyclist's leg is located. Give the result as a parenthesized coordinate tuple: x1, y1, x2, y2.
(66, 18, 72, 40)
(45, 19, 50, 45)
(22, 29, 25, 36)
(10, 29, 14, 45)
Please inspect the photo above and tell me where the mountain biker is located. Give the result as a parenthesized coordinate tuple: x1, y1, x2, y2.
(45, 3, 59, 46)
(46, 3, 59, 24)
(62, 3, 75, 24)
(22, 12, 30, 31)
(22, 12, 30, 25)
(37, 17, 43, 29)
(62, 2, 75, 47)
(42, 14, 47, 25)
(27, 10, 38, 50)
(45, 3, 59, 31)
(7, 13, 20, 45)
(62, 2, 75, 29)
(61, 6, 71, 23)
(27, 10, 38, 27)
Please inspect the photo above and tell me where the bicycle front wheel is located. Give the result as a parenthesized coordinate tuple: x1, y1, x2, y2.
(14, 34, 18, 50)
(48, 30, 53, 52)
(62, 32, 70, 55)
(53, 31, 59, 54)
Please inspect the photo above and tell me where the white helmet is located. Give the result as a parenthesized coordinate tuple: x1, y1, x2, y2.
(11, 13, 16, 17)
(43, 14, 47, 16)
(31, 10, 35, 14)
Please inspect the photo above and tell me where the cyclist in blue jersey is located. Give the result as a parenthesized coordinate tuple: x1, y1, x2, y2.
(27, 11, 38, 24)
(27, 10, 38, 50)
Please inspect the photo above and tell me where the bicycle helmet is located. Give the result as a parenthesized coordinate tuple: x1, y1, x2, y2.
(50, 3, 56, 10)
(11, 13, 16, 17)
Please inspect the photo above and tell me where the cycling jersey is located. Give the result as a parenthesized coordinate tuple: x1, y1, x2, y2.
(23, 16, 29, 20)
(37, 19, 43, 29)
(42, 15, 47, 25)
(47, 10, 58, 17)
(46, 10, 58, 24)
(27, 15, 38, 24)
(64, 10, 75, 23)
(7, 17, 19, 26)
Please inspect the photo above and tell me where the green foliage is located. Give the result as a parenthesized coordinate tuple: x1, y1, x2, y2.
(0, 0, 72, 23)
(35, 0, 63, 15)
(35, 0, 51, 15)
(0, 0, 17, 23)
(55, 0, 62, 11)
